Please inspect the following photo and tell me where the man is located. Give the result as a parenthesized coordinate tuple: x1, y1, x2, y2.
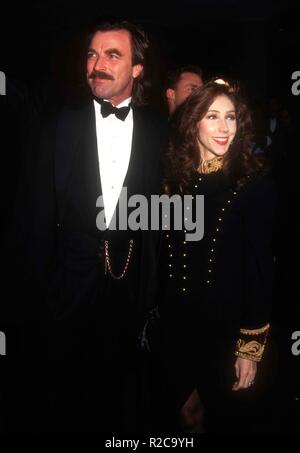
(18, 20, 166, 432)
(165, 64, 204, 115)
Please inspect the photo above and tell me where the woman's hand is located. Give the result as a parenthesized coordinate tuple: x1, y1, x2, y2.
(232, 357, 257, 391)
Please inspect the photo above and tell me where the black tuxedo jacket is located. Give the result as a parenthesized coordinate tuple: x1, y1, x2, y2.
(16, 100, 167, 326)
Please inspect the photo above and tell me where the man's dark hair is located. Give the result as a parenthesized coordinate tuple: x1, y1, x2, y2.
(166, 64, 204, 90)
(87, 19, 151, 106)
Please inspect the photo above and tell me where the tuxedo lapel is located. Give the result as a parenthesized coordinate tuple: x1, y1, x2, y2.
(55, 101, 102, 231)
(123, 108, 150, 198)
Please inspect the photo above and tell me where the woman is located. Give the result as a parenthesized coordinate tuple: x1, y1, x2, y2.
(157, 81, 277, 432)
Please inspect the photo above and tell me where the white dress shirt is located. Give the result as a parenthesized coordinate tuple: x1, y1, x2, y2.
(93, 97, 133, 227)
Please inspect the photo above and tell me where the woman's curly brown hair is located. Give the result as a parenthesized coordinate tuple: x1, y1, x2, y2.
(164, 82, 265, 194)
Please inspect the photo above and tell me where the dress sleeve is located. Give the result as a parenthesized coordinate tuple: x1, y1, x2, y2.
(234, 175, 278, 362)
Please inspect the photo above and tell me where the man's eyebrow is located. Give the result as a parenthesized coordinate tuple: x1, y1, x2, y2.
(87, 47, 123, 57)
(105, 48, 123, 56)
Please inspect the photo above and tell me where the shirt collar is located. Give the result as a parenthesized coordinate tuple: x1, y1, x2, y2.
(103, 97, 132, 108)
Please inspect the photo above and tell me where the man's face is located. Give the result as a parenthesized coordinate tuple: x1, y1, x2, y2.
(167, 71, 203, 114)
(86, 30, 143, 106)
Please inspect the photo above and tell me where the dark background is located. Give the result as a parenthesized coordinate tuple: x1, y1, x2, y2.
(0, 0, 299, 433)
(1, 1, 300, 104)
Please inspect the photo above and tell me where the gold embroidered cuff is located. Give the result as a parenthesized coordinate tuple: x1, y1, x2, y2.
(235, 323, 270, 362)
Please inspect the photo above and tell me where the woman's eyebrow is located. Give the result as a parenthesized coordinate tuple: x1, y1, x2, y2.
(207, 109, 236, 113)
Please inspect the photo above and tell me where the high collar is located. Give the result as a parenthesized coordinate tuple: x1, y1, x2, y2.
(198, 156, 224, 174)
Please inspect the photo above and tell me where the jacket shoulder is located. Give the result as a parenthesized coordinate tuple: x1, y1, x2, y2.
(237, 173, 278, 210)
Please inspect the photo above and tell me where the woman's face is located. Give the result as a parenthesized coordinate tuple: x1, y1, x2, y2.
(197, 95, 237, 161)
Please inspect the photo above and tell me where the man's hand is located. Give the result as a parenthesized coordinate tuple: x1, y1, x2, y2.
(232, 357, 257, 391)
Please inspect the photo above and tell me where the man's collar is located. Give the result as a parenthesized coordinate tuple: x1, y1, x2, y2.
(101, 97, 132, 108)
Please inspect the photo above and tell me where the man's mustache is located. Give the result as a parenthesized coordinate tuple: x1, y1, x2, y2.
(89, 71, 114, 81)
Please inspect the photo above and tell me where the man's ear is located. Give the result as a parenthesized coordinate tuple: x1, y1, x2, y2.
(132, 64, 144, 79)
(166, 88, 175, 101)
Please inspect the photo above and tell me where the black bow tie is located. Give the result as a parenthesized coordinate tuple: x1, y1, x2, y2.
(100, 100, 131, 121)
